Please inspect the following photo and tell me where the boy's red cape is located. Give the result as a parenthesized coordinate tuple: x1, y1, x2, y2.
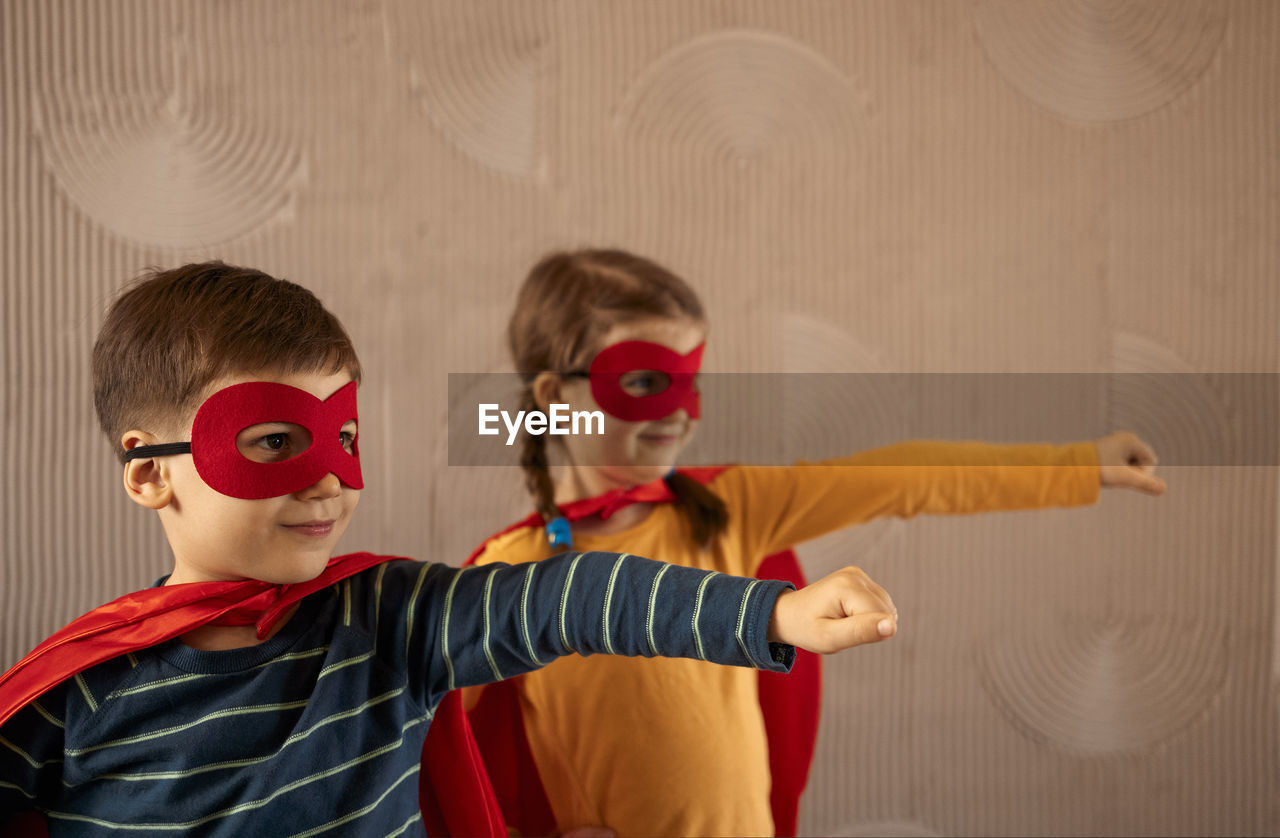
(0, 552, 505, 838)
(461, 467, 822, 838)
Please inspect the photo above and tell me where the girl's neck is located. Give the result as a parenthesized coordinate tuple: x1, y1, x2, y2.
(568, 502, 654, 537)
(553, 467, 659, 536)
(554, 468, 633, 506)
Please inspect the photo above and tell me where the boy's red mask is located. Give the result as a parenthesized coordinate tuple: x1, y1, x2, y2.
(585, 341, 704, 422)
(124, 381, 362, 499)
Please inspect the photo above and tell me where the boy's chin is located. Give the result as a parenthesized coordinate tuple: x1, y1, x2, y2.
(261, 553, 334, 585)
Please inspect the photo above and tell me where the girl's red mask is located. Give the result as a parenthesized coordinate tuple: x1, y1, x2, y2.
(124, 381, 363, 499)
(584, 341, 704, 423)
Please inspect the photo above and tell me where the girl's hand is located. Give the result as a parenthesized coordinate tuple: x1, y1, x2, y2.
(1096, 431, 1167, 496)
(768, 566, 898, 653)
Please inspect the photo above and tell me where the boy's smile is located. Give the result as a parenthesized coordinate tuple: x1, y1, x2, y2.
(122, 368, 362, 587)
(281, 519, 337, 538)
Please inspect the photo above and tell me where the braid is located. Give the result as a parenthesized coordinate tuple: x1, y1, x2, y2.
(664, 471, 729, 549)
(517, 388, 560, 525)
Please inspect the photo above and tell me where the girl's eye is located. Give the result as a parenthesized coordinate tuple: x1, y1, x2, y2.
(263, 433, 288, 451)
(339, 431, 357, 453)
(620, 370, 670, 397)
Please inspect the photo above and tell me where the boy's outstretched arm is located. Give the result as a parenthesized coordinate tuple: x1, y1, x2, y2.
(768, 566, 898, 653)
(416, 552, 903, 703)
(1096, 430, 1166, 496)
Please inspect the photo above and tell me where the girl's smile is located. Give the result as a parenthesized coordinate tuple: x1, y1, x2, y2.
(637, 422, 690, 446)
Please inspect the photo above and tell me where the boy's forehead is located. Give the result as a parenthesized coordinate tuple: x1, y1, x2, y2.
(204, 368, 356, 400)
(179, 368, 358, 432)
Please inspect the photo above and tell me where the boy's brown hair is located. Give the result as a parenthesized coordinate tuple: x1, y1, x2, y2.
(92, 261, 362, 462)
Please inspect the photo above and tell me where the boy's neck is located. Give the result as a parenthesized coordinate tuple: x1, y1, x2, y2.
(178, 603, 300, 651)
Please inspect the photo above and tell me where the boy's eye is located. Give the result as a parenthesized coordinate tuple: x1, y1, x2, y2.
(236, 423, 313, 463)
(250, 431, 300, 461)
(339, 430, 357, 454)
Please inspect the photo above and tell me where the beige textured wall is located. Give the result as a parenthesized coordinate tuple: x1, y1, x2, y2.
(3, 1, 1277, 834)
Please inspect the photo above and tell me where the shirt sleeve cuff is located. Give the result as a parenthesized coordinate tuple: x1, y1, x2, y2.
(751, 580, 796, 673)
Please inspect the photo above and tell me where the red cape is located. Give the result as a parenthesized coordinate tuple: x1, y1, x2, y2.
(0, 553, 505, 838)
(461, 469, 822, 837)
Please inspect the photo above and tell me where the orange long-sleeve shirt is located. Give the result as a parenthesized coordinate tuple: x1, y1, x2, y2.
(467, 440, 1100, 837)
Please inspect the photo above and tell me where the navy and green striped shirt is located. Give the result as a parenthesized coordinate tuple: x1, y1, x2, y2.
(0, 552, 794, 836)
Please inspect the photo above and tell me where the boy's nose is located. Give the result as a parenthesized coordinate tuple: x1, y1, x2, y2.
(296, 471, 343, 500)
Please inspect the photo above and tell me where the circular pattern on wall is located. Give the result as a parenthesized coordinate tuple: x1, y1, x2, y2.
(33, 91, 303, 249)
(782, 313, 910, 461)
(405, 13, 546, 180)
(782, 313, 908, 572)
(980, 613, 1229, 753)
(616, 29, 867, 164)
(1108, 332, 1238, 467)
(974, 0, 1227, 123)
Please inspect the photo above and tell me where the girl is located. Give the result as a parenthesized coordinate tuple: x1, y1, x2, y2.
(463, 248, 1164, 838)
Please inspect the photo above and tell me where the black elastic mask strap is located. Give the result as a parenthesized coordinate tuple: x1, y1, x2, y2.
(123, 442, 192, 462)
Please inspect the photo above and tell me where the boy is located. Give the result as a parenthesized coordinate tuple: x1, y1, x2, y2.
(0, 262, 898, 837)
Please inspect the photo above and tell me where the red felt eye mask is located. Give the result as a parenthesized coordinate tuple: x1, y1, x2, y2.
(587, 341, 704, 422)
(145, 380, 363, 499)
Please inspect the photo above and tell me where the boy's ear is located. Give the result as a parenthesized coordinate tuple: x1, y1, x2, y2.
(531, 371, 562, 413)
(120, 430, 174, 510)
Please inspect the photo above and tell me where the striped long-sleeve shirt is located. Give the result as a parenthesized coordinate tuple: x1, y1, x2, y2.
(0, 552, 795, 837)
